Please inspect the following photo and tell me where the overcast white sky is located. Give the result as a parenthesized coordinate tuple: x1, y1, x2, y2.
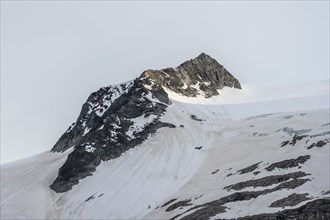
(1, 1, 329, 164)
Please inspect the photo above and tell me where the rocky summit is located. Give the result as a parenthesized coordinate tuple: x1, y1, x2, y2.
(142, 53, 241, 98)
(50, 53, 241, 193)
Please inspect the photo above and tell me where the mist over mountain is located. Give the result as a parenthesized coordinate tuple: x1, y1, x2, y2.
(1, 54, 329, 219)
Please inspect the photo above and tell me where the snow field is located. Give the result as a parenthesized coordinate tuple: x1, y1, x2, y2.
(1, 79, 329, 219)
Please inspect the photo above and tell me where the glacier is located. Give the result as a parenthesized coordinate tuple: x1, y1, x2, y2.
(1, 54, 329, 219)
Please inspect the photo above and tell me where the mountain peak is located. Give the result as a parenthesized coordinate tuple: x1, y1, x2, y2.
(180, 53, 223, 71)
(142, 53, 241, 98)
(50, 53, 241, 192)
(194, 52, 213, 61)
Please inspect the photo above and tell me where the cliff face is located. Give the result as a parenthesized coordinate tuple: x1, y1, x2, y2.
(50, 53, 241, 193)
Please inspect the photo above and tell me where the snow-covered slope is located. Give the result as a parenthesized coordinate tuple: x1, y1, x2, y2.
(165, 79, 329, 120)
(1, 54, 329, 219)
(2, 81, 329, 219)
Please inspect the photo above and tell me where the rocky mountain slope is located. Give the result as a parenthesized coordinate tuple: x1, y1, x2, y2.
(50, 53, 241, 193)
(1, 54, 329, 220)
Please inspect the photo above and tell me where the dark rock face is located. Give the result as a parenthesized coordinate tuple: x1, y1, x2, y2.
(224, 171, 309, 191)
(171, 179, 312, 220)
(269, 193, 311, 207)
(168, 171, 311, 220)
(237, 162, 262, 174)
(50, 77, 175, 192)
(141, 53, 241, 98)
(265, 155, 310, 171)
(280, 127, 313, 147)
(191, 114, 204, 122)
(235, 199, 330, 220)
(211, 169, 220, 174)
(280, 128, 330, 149)
(307, 139, 329, 149)
(166, 199, 192, 212)
(161, 199, 178, 208)
(50, 53, 241, 193)
(281, 135, 309, 147)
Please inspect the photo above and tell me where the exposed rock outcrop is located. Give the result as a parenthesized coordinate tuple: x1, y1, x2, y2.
(50, 77, 175, 192)
(237, 162, 262, 174)
(269, 193, 311, 207)
(265, 155, 310, 171)
(141, 53, 241, 98)
(235, 199, 330, 220)
(224, 171, 309, 191)
(169, 176, 311, 220)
